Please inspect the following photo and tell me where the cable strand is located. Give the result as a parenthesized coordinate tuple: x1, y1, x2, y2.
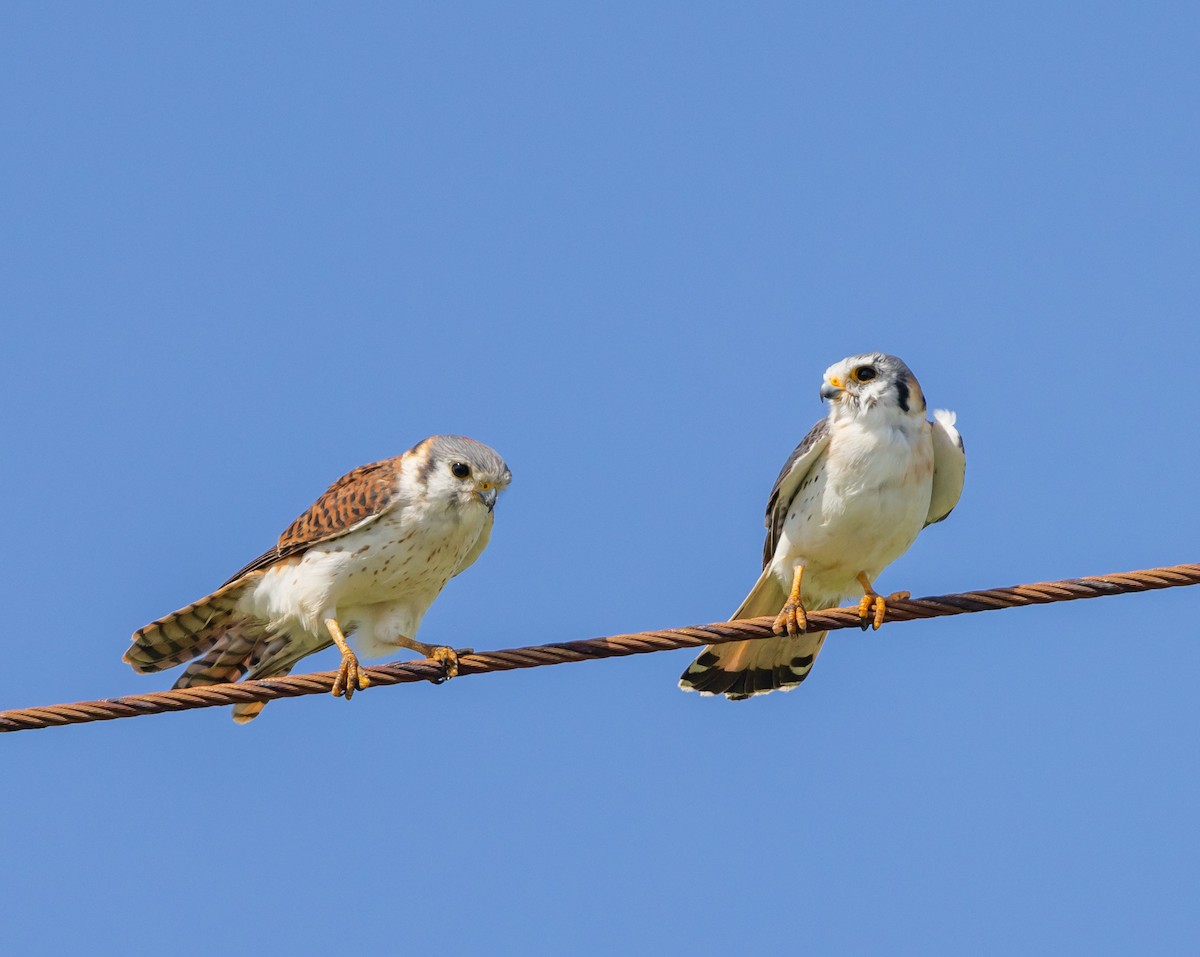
(2, 561, 1197, 733)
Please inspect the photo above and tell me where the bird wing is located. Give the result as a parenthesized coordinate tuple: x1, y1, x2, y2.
(761, 417, 831, 568)
(926, 409, 965, 526)
(220, 456, 405, 585)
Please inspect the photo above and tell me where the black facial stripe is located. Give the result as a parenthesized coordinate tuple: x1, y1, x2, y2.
(895, 377, 910, 413)
(414, 448, 436, 487)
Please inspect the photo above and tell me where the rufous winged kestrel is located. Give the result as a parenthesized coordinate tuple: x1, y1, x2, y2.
(125, 435, 511, 721)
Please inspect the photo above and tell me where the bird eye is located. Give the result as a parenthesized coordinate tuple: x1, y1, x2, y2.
(853, 366, 877, 382)
(451, 462, 471, 479)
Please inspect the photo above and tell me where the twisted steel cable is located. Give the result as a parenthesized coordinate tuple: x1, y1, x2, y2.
(2, 562, 1197, 734)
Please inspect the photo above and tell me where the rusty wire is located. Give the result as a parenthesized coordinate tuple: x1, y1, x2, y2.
(2, 562, 1197, 734)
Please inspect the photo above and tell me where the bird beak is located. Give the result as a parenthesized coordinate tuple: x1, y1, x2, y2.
(820, 376, 844, 402)
(476, 486, 498, 511)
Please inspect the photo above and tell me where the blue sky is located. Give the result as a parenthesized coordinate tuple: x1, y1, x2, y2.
(3, 3, 1199, 954)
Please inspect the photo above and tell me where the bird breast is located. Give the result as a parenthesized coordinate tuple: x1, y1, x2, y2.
(331, 506, 482, 604)
(775, 419, 934, 594)
(244, 503, 487, 636)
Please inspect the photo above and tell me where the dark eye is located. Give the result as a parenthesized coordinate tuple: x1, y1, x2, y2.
(451, 462, 471, 479)
(854, 366, 876, 382)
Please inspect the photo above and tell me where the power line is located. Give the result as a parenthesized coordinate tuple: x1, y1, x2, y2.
(2, 562, 1197, 733)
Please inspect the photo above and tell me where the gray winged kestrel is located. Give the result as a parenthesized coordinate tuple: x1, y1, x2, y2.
(125, 435, 511, 721)
(680, 353, 964, 698)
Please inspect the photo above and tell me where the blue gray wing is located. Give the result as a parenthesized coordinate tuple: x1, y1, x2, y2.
(926, 410, 965, 526)
(762, 418, 832, 567)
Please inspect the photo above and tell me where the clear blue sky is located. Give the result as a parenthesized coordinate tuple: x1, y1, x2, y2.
(3, 3, 1199, 954)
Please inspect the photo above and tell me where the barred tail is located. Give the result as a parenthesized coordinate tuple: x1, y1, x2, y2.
(230, 664, 294, 724)
(127, 578, 310, 723)
(679, 632, 827, 699)
(679, 566, 834, 700)
(179, 630, 309, 724)
(124, 579, 255, 674)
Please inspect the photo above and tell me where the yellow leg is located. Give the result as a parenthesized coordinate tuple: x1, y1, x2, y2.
(326, 618, 371, 699)
(388, 634, 473, 680)
(772, 564, 808, 636)
(855, 572, 910, 631)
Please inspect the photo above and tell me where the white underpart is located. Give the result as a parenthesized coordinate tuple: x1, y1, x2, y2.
(237, 467, 490, 660)
(769, 406, 935, 607)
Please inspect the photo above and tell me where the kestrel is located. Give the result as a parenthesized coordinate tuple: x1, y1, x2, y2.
(125, 435, 511, 722)
(680, 353, 964, 699)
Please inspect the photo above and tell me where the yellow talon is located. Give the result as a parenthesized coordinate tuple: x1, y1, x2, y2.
(772, 599, 808, 636)
(429, 646, 461, 678)
(325, 616, 370, 700)
(879, 591, 910, 628)
(332, 650, 371, 698)
(772, 565, 809, 635)
(857, 594, 877, 630)
(855, 574, 910, 631)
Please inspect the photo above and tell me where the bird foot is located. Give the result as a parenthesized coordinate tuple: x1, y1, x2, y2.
(332, 650, 371, 699)
(857, 591, 910, 630)
(772, 599, 808, 636)
(428, 646, 472, 680)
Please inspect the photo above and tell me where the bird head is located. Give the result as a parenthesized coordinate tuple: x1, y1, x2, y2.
(419, 435, 512, 513)
(820, 353, 926, 423)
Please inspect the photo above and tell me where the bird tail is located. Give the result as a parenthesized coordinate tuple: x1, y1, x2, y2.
(679, 567, 830, 700)
(124, 578, 256, 674)
(173, 632, 299, 724)
(126, 578, 290, 723)
(228, 637, 319, 724)
(229, 666, 293, 724)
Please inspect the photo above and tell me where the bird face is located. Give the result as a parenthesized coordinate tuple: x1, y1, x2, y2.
(421, 435, 512, 513)
(820, 352, 926, 420)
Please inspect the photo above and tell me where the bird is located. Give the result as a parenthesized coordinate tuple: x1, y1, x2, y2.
(125, 434, 511, 722)
(679, 352, 964, 699)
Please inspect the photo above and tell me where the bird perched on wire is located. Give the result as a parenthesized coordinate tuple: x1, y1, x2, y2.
(125, 434, 511, 722)
(680, 353, 964, 699)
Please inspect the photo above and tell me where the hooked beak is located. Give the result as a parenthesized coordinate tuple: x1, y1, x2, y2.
(820, 376, 844, 402)
(476, 487, 498, 511)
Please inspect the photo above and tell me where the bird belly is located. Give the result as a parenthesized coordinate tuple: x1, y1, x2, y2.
(341, 601, 430, 658)
(240, 553, 347, 638)
(240, 506, 485, 642)
(773, 425, 934, 599)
